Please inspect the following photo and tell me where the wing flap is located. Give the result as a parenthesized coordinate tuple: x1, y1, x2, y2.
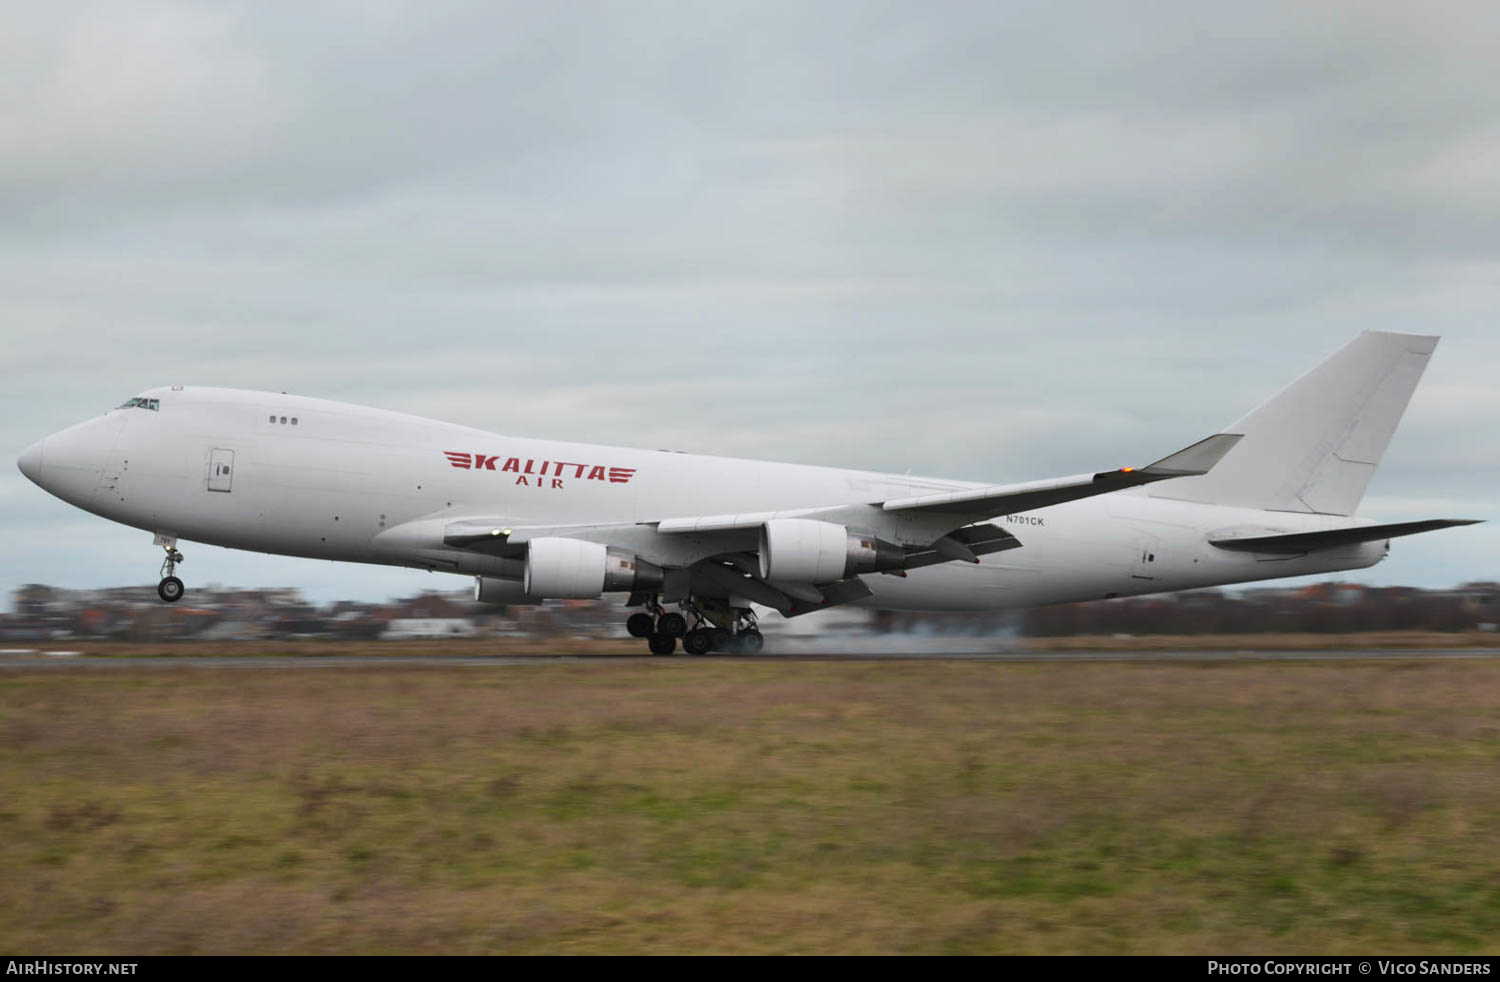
(693, 559, 875, 616)
(900, 523, 1023, 571)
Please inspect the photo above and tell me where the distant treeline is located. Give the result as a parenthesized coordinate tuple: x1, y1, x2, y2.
(869, 583, 1500, 637)
(1023, 584, 1496, 636)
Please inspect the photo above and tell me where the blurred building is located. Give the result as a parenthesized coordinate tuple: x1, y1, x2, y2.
(3, 580, 1499, 641)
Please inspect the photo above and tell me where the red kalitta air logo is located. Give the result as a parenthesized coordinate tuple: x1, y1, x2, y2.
(443, 451, 635, 490)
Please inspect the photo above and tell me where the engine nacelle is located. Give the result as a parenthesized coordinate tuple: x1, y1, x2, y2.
(758, 519, 905, 582)
(602, 549, 665, 593)
(520, 537, 664, 599)
(525, 537, 606, 598)
(845, 530, 908, 576)
(474, 576, 541, 605)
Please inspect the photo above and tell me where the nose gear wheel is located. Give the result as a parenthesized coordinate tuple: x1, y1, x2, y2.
(157, 545, 186, 604)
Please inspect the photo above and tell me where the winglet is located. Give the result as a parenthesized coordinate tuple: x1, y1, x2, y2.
(1137, 433, 1243, 478)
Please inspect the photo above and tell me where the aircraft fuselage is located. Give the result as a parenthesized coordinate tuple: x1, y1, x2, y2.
(17, 386, 1384, 612)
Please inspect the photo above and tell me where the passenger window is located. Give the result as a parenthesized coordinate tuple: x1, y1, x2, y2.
(269, 415, 276, 423)
(291, 417, 298, 426)
(280, 416, 287, 424)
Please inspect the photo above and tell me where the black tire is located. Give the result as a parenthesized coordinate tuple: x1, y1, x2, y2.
(647, 633, 676, 656)
(657, 612, 688, 638)
(710, 627, 732, 651)
(626, 612, 655, 638)
(738, 629, 764, 653)
(682, 629, 713, 656)
(158, 576, 184, 603)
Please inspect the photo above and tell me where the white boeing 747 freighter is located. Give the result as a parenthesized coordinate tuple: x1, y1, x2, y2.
(16, 332, 1478, 654)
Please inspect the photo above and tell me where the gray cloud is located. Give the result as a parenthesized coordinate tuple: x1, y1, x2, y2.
(2, 1, 1496, 601)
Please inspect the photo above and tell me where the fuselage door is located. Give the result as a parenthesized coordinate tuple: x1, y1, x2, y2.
(1130, 533, 1161, 581)
(208, 449, 235, 493)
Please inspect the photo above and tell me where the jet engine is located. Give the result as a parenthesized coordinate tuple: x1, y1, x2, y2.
(758, 519, 905, 582)
(520, 537, 664, 599)
(474, 576, 540, 605)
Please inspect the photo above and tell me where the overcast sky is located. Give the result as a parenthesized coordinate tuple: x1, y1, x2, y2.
(2, 1, 1496, 605)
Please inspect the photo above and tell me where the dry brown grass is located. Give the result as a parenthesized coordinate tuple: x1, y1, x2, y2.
(35, 630, 1500, 660)
(49, 637, 644, 657)
(3, 658, 1500, 953)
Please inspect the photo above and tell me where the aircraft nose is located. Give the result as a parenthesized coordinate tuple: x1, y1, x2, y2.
(17, 438, 45, 484)
(17, 415, 120, 507)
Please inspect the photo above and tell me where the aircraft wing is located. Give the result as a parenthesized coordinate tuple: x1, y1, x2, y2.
(425, 432, 1241, 613)
(435, 432, 1240, 563)
(652, 432, 1241, 539)
(877, 433, 1243, 518)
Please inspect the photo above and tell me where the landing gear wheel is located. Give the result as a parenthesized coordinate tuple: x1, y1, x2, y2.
(158, 576, 184, 603)
(647, 633, 676, 656)
(157, 543, 185, 604)
(682, 629, 713, 656)
(737, 629, 764, 653)
(626, 612, 655, 638)
(710, 627, 732, 651)
(657, 612, 688, 638)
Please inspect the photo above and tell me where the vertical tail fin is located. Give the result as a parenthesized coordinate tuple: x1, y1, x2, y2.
(1149, 331, 1438, 516)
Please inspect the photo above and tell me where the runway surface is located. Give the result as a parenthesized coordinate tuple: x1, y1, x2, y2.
(2, 647, 1498, 668)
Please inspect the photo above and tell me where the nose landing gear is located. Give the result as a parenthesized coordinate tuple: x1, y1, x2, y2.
(157, 541, 185, 603)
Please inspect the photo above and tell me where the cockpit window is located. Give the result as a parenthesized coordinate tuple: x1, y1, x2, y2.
(115, 397, 160, 412)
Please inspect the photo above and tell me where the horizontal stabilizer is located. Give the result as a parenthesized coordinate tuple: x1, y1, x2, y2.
(1209, 519, 1480, 554)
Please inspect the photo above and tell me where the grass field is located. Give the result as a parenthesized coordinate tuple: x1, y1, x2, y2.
(3, 656, 1500, 953)
(19, 628, 1500, 659)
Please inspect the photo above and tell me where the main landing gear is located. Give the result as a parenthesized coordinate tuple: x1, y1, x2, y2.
(625, 597, 763, 656)
(626, 597, 687, 654)
(157, 543, 185, 603)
